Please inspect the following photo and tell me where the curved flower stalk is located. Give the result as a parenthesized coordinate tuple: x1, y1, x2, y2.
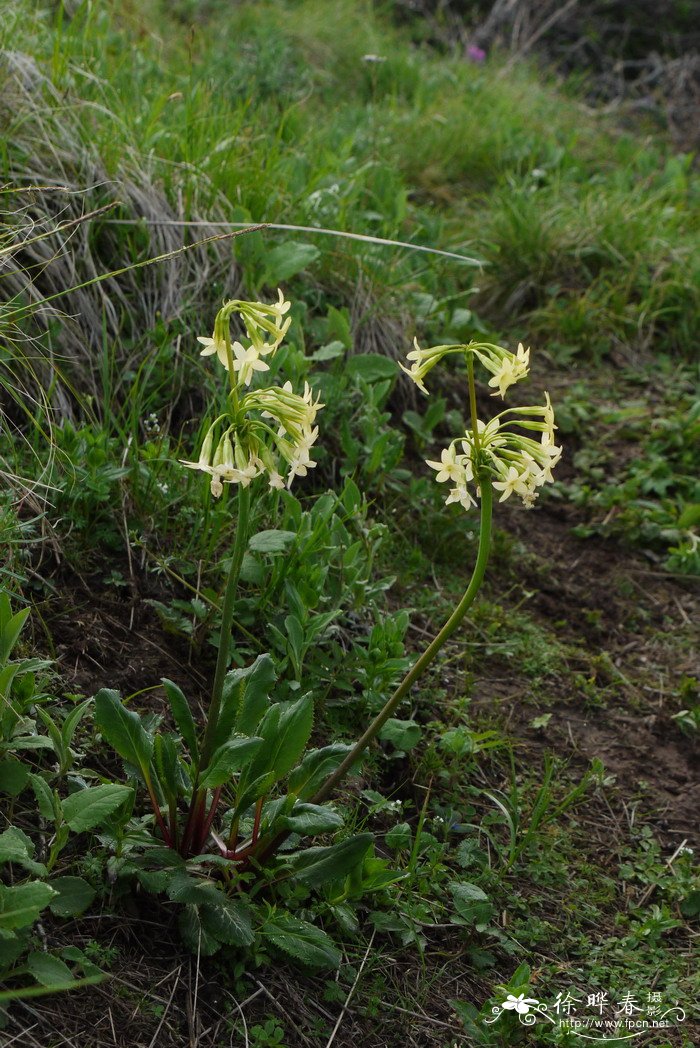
(181, 291, 323, 495)
(95, 299, 564, 899)
(248, 331, 563, 868)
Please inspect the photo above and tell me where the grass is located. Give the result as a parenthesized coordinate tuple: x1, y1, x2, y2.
(1, 1, 699, 1045)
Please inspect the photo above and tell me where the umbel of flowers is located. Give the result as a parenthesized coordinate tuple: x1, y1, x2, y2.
(400, 338, 562, 510)
(181, 291, 323, 494)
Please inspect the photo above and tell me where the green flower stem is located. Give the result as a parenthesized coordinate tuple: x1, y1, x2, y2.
(310, 478, 493, 806)
(248, 479, 493, 868)
(180, 483, 251, 855)
(467, 352, 480, 455)
(198, 483, 252, 771)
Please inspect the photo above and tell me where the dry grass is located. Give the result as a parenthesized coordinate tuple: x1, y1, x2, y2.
(0, 49, 239, 414)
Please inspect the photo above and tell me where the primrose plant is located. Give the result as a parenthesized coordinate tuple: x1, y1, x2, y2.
(95, 293, 333, 862)
(92, 292, 561, 957)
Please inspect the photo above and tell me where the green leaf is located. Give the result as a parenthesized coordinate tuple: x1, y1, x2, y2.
(378, 718, 422, 752)
(49, 877, 96, 918)
(680, 889, 700, 919)
(0, 758, 29, 797)
(0, 973, 104, 1002)
(60, 697, 92, 750)
(0, 881, 56, 931)
(341, 479, 362, 513)
(288, 833, 374, 888)
(137, 869, 171, 894)
(451, 881, 488, 906)
(167, 873, 222, 906)
(94, 689, 153, 773)
(230, 771, 276, 822)
(354, 856, 405, 894)
(326, 305, 352, 348)
(284, 614, 304, 669)
(60, 945, 102, 978)
(153, 733, 181, 801)
(29, 773, 55, 820)
(0, 828, 46, 876)
(0, 591, 11, 631)
(263, 241, 320, 282)
(62, 784, 134, 833)
(530, 713, 552, 730)
(280, 803, 344, 836)
(36, 709, 65, 766)
(385, 822, 412, 850)
(200, 898, 254, 946)
(287, 744, 354, 800)
(161, 680, 198, 761)
(346, 354, 397, 383)
(678, 503, 700, 529)
(310, 340, 345, 362)
(199, 737, 263, 790)
(0, 605, 30, 664)
(0, 935, 26, 969)
(225, 654, 276, 741)
(248, 692, 313, 784)
(262, 912, 340, 968)
(248, 530, 296, 554)
(450, 881, 495, 929)
(260, 795, 293, 833)
(3, 736, 55, 752)
(26, 951, 74, 987)
(178, 905, 221, 956)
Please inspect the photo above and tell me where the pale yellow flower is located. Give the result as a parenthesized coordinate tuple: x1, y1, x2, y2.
(232, 342, 270, 386)
(493, 465, 530, 503)
(445, 485, 476, 511)
(197, 333, 230, 369)
(426, 445, 462, 484)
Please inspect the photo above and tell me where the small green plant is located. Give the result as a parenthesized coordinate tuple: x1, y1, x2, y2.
(562, 374, 700, 574)
(672, 676, 700, 735)
(478, 755, 594, 868)
(672, 706, 700, 736)
(249, 1017, 287, 1048)
(0, 595, 105, 1021)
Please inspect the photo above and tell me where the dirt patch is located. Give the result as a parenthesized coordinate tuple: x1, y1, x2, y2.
(46, 572, 208, 708)
(472, 497, 699, 848)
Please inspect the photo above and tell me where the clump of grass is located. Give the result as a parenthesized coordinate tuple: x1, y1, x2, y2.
(0, 38, 239, 416)
(477, 158, 700, 357)
(5, 0, 699, 407)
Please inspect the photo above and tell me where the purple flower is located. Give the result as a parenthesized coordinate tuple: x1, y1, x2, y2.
(467, 44, 486, 63)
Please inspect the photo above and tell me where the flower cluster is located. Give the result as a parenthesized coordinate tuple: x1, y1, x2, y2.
(181, 293, 323, 496)
(400, 338, 529, 399)
(196, 289, 292, 383)
(401, 338, 562, 510)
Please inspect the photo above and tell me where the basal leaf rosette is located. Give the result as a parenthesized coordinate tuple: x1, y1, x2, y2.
(181, 293, 323, 495)
(401, 338, 562, 510)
